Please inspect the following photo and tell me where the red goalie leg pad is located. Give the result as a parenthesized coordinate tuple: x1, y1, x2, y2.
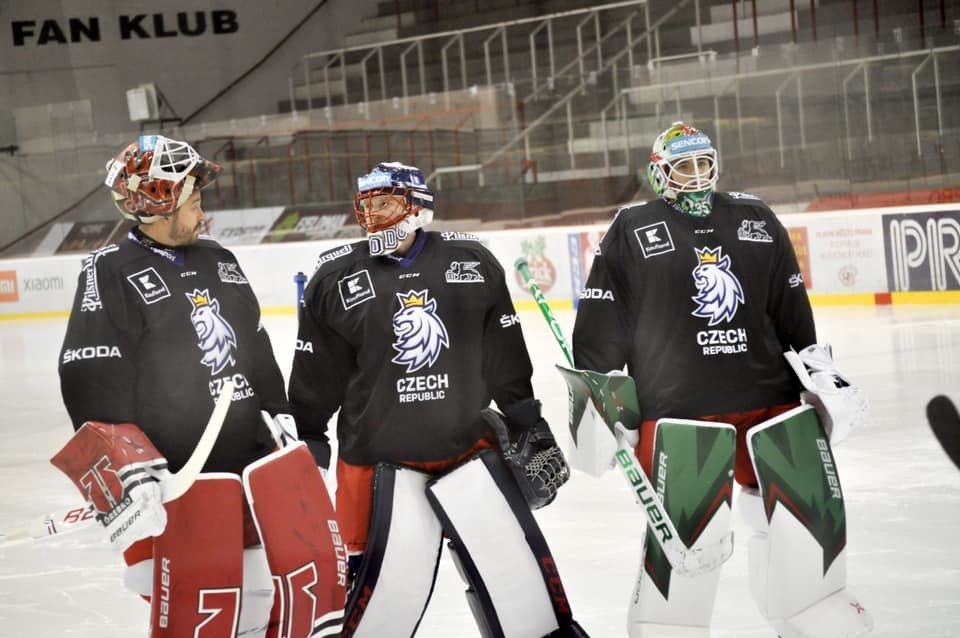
(243, 443, 347, 638)
(151, 474, 244, 638)
(50, 422, 166, 518)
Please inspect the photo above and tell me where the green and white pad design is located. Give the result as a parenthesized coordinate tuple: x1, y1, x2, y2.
(629, 419, 735, 629)
(746, 405, 866, 632)
(555, 365, 641, 477)
(747, 405, 846, 575)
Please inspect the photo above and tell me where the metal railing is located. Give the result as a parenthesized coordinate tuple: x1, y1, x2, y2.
(292, 0, 650, 113)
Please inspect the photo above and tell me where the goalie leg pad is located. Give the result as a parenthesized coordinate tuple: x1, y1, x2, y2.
(243, 443, 347, 638)
(628, 419, 735, 636)
(427, 449, 580, 638)
(746, 405, 873, 637)
(341, 464, 444, 638)
(151, 473, 244, 637)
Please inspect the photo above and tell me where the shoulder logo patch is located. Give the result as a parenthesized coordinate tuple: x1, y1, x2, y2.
(445, 261, 485, 283)
(737, 220, 773, 243)
(634, 221, 675, 258)
(217, 262, 248, 284)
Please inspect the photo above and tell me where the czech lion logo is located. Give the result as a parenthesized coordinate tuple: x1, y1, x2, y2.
(391, 289, 449, 373)
(186, 289, 238, 374)
(691, 247, 744, 326)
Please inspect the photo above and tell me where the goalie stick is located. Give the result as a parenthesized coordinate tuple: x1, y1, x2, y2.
(0, 379, 236, 548)
(926, 394, 960, 470)
(515, 259, 733, 576)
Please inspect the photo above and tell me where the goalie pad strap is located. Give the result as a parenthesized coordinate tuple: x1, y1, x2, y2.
(341, 464, 444, 638)
(427, 450, 576, 637)
(243, 443, 346, 638)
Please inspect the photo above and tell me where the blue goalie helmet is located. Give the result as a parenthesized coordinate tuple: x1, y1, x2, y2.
(353, 162, 434, 256)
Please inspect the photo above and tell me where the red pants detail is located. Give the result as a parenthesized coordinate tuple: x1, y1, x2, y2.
(636, 402, 800, 488)
(336, 436, 496, 554)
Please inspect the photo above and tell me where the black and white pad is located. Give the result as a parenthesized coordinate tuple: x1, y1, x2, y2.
(342, 465, 444, 638)
(426, 449, 582, 638)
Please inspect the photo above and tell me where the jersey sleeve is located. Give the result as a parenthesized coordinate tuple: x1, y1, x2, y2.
(229, 253, 288, 414)
(58, 253, 141, 430)
(767, 214, 817, 351)
(287, 275, 353, 467)
(481, 257, 535, 411)
(572, 215, 633, 373)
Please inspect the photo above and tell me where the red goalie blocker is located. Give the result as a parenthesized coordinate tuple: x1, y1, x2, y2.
(243, 443, 347, 638)
(50, 422, 167, 535)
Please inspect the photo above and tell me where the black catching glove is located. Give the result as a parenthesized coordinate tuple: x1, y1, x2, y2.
(481, 398, 570, 509)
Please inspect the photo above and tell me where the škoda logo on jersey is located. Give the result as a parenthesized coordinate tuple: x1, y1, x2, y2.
(392, 289, 450, 403)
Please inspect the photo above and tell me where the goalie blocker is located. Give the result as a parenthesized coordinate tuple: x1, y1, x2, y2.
(342, 450, 588, 638)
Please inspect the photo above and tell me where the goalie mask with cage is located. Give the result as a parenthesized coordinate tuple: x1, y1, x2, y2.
(104, 135, 221, 224)
(354, 162, 434, 257)
(647, 122, 719, 218)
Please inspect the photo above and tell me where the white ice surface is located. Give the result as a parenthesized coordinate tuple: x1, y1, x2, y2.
(1, 305, 958, 637)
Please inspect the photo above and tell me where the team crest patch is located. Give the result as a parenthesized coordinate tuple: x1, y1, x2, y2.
(737, 220, 773, 243)
(186, 289, 237, 375)
(445, 261, 484, 283)
(634, 221, 675, 258)
(391, 289, 450, 373)
(217, 262, 249, 284)
(338, 270, 376, 310)
(691, 247, 745, 326)
(126, 267, 171, 305)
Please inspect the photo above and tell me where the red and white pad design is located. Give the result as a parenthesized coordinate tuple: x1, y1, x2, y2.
(51, 422, 167, 517)
(151, 474, 244, 637)
(243, 443, 346, 638)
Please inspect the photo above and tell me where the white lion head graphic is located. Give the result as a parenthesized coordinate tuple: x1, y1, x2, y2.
(186, 289, 238, 375)
(391, 289, 449, 373)
(691, 247, 745, 326)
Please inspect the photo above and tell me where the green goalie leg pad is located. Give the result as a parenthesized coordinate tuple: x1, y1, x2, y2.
(628, 419, 735, 635)
(746, 405, 873, 637)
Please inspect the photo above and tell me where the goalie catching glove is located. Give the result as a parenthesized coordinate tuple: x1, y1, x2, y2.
(784, 343, 868, 445)
(481, 398, 570, 509)
(50, 422, 169, 552)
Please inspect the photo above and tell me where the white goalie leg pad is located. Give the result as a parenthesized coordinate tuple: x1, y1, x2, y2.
(745, 407, 873, 637)
(427, 450, 575, 638)
(342, 465, 444, 638)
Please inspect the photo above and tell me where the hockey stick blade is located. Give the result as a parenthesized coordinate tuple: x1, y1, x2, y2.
(0, 381, 235, 548)
(926, 395, 960, 470)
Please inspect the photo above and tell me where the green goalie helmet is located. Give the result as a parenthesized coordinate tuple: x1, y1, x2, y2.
(647, 121, 719, 218)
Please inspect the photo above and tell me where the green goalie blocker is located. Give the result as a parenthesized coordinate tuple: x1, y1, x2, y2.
(555, 365, 641, 477)
(628, 419, 736, 634)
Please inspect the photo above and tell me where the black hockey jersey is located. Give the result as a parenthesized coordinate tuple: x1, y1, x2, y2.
(58, 230, 287, 474)
(573, 192, 816, 420)
(289, 230, 535, 466)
